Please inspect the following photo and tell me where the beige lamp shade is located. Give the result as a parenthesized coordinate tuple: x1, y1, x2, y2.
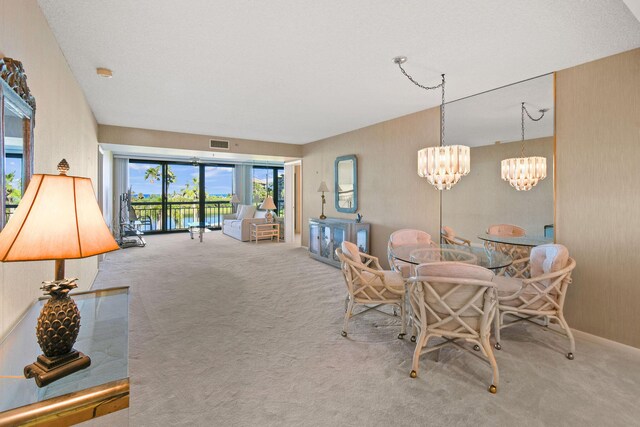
(317, 181, 329, 193)
(0, 173, 120, 262)
(259, 196, 277, 211)
(230, 194, 241, 204)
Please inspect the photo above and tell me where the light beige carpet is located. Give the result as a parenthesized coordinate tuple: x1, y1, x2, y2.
(91, 232, 640, 426)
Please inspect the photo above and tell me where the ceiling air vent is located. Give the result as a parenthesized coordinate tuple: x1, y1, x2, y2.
(209, 139, 230, 150)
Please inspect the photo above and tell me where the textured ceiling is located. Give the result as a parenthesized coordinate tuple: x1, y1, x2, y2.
(38, 0, 640, 144)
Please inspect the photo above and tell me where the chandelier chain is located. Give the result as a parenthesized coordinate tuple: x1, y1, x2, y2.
(441, 74, 445, 147)
(397, 62, 444, 91)
(396, 62, 446, 146)
(521, 102, 547, 157)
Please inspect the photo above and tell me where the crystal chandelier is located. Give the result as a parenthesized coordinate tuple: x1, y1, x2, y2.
(394, 56, 470, 190)
(501, 102, 548, 191)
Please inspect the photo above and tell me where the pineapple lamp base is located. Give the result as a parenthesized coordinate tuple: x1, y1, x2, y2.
(23, 260, 91, 387)
(24, 350, 91, 388)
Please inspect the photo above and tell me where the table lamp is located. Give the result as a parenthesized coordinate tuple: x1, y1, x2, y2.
(259, 196, 277, 223)
(230, 194, 241, 213)
(317, 181, 329, 219)
(0, 159, 120, 387)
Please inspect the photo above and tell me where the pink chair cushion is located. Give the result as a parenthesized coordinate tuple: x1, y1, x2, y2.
(341, 241, 364, 267)
(487, 224, 526, 237)
(416, 262, 495, 282)
(360, 271, 405, 299)
(415, 262, 495, 321)
(529, 244, 569, 277)
(390, 229, 433, 246)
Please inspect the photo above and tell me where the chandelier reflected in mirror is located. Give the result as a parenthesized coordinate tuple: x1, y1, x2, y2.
(501, 102, 548, 191)
(394, 56, 470, 190)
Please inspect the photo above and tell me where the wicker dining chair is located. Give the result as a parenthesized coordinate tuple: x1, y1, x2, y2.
(336, 241, 406, 339)
(440, 226, 471, 247)
(408, 262, 499, 393)
(487, 224, 526, 237)
(493, 244, 577, 359)
(485, 224, 529, 276)
(387, 229, 436, 278)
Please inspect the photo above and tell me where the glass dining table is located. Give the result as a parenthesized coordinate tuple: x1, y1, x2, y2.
(389, 244, 513, 271)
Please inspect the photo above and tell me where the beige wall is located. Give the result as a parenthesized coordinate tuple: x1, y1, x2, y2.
(99, 124, 303, 159)
(303, 48, 640, 348)
(302, 107, 441, 267)
(0, 0, 100, 337)
(442, 137, 554, 243)
(556, 48, 640, 348)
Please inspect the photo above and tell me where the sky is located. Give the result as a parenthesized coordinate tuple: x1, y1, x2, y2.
(129, 162, 233, 196)
(5, 157, 21, 178)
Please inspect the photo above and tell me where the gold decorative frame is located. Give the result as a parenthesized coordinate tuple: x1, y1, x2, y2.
(0, 378, 129, 426)
(0, 56, 36, 229)
(0, 57, 36, 111)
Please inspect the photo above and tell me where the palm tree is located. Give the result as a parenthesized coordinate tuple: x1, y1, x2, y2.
(181, 177, 199, 200)
(5, 171, 21, 204)
(144, 165, 176, 185)
(144, 166, 161, 184)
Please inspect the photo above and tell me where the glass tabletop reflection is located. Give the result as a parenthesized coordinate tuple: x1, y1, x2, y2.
(390, 244, 512, 270)
(0, 287, 129, 413)
(477, 233, 552, 247)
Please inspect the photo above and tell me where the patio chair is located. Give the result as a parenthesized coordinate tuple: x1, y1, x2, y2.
(493, 244, 577, 359)
(408, 262, 499, 393)
(336, 241, 406, 339)
(118, 192, 146, 248)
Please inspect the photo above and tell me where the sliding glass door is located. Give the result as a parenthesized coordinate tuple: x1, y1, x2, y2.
(203, 165, 234, 225)
(129, 161, 163, 231)
(128, 160, 234, 232)
(166, 163, 200, 230)
(252, 166, 285, 216)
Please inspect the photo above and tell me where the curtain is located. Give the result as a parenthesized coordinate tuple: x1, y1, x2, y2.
(113, 157, 129, 238)
(233, 164, 253, 205)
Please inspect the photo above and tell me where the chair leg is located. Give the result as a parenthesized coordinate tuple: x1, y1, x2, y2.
(482, 334, 499, 394)
(410, 333, 428, 378)
(557, 313, 575, 360)
(493, 309, 502, 350)
(342, 297, 354, 337)
(410, 316, 418, 342)
(398, 300, 407, 339)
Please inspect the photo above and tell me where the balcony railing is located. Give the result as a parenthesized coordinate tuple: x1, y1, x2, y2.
(130, 200, 233, 232)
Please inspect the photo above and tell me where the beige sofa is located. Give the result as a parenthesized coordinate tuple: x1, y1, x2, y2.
(222, 205, 268, 241)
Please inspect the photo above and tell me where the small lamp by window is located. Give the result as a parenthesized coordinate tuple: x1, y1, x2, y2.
(230, 194, 241, 213)
(259, 196, 277, 223)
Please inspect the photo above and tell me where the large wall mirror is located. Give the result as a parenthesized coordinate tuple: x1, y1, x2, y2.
(442, 73, 554, 243)
(335, 154, 357, 213)
(1, 57, 36, 229)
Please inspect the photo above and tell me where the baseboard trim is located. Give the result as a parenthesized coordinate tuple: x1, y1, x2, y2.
(509, 315, 640, 355)
(570, 328, 640, 355)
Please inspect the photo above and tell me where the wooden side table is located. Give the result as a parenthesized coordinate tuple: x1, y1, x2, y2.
(251, 223, 280, 243)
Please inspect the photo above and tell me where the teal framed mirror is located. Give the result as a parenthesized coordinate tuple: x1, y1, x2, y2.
(334, 154, 357, 213)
